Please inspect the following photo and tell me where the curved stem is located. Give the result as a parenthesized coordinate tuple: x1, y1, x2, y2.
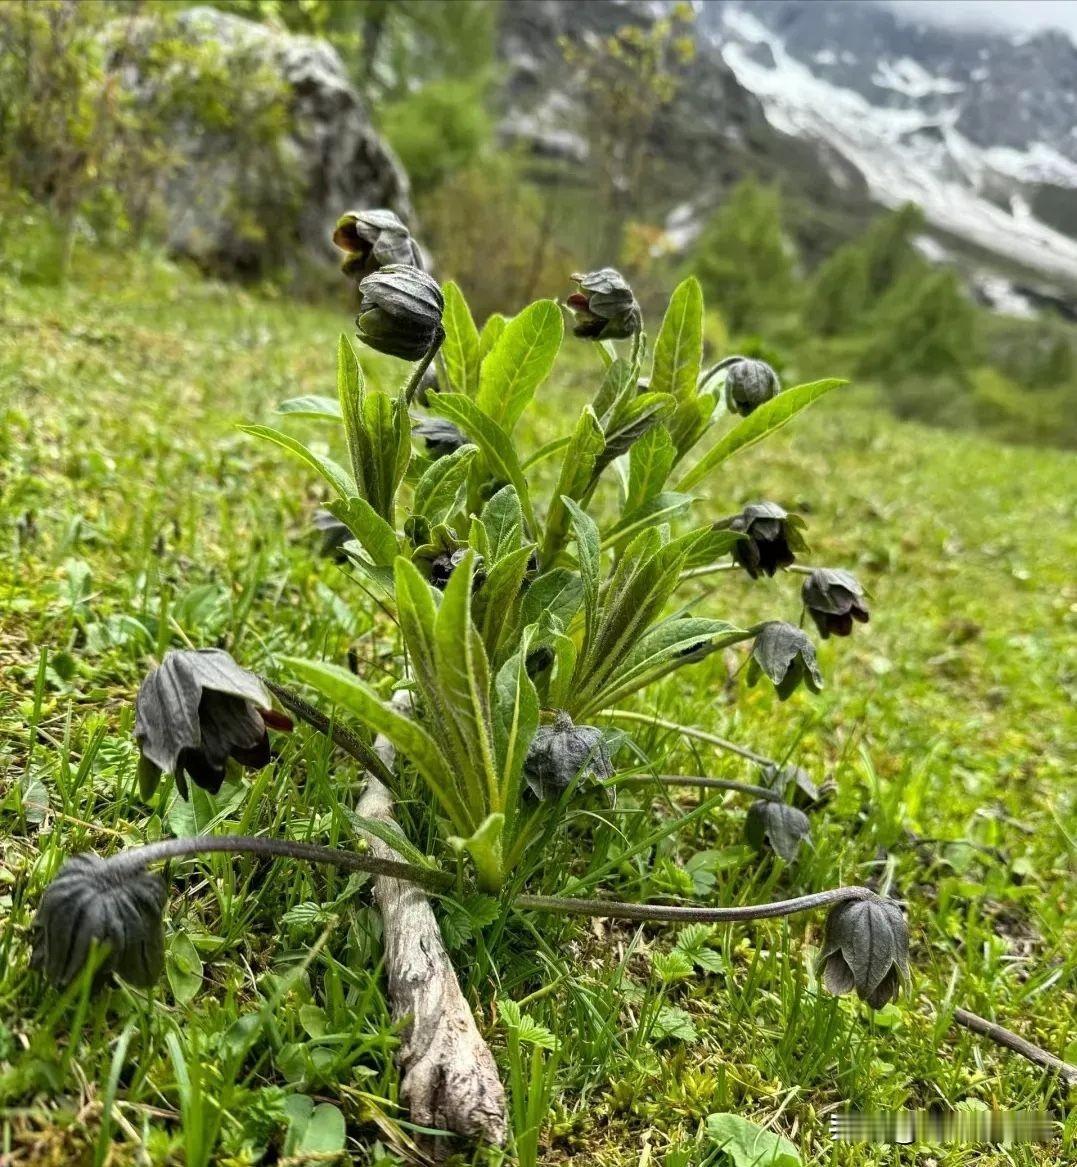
(107, 835, 453, 895)
(602, 709, 775, 768)
(613, 773, 782, 802)
(403, 326, 445, 406)
(698, 354, 746, 390)
(681, 561, 738, 581)
(263, 677, 397, 790)
(515, 884, 875, 923)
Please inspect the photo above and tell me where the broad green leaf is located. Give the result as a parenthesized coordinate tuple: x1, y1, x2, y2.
(297, 1103, 347, 1155)
(668, 390, 716, 459)
(282, 656, 470, 830)
(593, 358, 636, 422)
(326, 497, 399, 566)
(426, 392, 537, 534)
(478, 312, 507, 360)
(474, 544, 534, 660)
(563, 497, 600, 650)
(481, 485, 524, 563)
(604, 492, 692, 552)
(448, 812, 504, 892)
(595, 392, 676, 475)
(678, 379, 846, 491)
(627, 425, 676, 511)
(276, 395, 342, 420)
(393, 556, 441, 710)
(434, 553, 499, 817)
(493, 640, 539, 836)
(413, 443, 477, 526)
(441, 280, 481, 396)
(546, 630, 577, 709)
(476, 300, 563, 432)
(238, 425, 353, 499)
(542, 406, 605, 560)
(674, 526, 745, 570)
(651, 277, 703, 401)
(519, 569, 584, 630)
(704, 1113, 801, 1167)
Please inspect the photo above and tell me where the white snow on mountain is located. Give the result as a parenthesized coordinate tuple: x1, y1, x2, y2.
(714, 8, 1077, 284)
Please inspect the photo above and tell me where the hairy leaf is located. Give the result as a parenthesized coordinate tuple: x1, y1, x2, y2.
(476, 300, 563, 432)
(238, 425, 353, 500)
(441, 280, 481, 396)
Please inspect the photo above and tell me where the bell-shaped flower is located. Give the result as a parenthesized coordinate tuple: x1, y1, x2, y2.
(748, 622, 823, 700)
(818, 896, 910, 1008)
(523, 711, 614, 800)
(332, 208, 415, 280)
(802, 568, 870, 639)
(31, 853, 166, 991)
(134, 649, 292, 799)
(718, 502, 806, 579)
(745, 799, 811, 861)
(566, 269, 642, 340)
(355, 265, 445, 360)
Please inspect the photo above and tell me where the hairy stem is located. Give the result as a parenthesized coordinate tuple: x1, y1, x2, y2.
(106, 835, 454, 895)
(613, 773, 783, 802)
(263, 677, 397, 790)
(404, 326, 446, 406)
(514, 885, 876, 923)
(602, 709, 775, 768)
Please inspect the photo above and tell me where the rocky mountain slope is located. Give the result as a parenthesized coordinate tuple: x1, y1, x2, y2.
(700, 1, 1077, 289)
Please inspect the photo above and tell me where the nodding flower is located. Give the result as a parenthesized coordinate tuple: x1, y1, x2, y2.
(566, 268, 642, 340)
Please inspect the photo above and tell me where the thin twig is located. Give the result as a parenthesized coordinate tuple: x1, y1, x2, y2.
(612, 774, 783, 802)
(951, 1008, 1077, 1086)
(603, 709, 775, 768)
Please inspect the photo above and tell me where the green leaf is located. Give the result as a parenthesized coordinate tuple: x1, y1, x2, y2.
(166, 932, 203, 1005)
(678, 379, 846, 491)
(297, 1103, 347, 1155)
(478, 312, 507, 360)
(434, 553, 499, 819)
(563, 497, 600, 650)
(498, 999, 558, 1049)
(593, 358, 636, 422)
(344, 811, 434, 870)
(522, 434, 572, 470)
(481, 485, 524, 563)
(282, 656, 469, 830)
(605, 492, 692, 552)
(627, 425, 676, 511)
(393, 556, 442, 718)
(519, 569, 584, 630)
(675, 526, 746, 570)
(542, 406, 605, 560)
(326, 497, 399, 566)
(238, 425, 353, 500)
(493, 639, 539, 834)
(651, 277, 703, 401)
(426, 392, 537, 534)
(596, 392, 676, 474)
(413, 443, 477, 526)
(704, 1114, 801, 1167)
(449, 812, 505, 892)
(652, 1004, 697, 1043)
(276, 394, 342, 420)
(337, 335, 411, 521)
(441, 280, 481, 396)
(476, 300, 563, 432)
(474, 544, 534, 660)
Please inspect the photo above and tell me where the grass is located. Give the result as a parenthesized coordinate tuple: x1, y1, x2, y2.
(1, 250, 1075, 1166)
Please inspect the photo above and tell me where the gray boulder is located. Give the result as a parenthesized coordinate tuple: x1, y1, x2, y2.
(111, 7, 410, 276)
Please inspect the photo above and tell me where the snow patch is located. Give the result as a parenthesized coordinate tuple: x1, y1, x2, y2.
(872, 57, 965, 99)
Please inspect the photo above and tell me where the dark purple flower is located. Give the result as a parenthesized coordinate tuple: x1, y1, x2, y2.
(802, 568, 870, 638)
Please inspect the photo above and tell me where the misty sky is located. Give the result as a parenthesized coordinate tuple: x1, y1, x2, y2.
(883, 0, 1077, 37)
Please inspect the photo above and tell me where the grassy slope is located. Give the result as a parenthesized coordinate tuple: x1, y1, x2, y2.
(1, 254, 1074, 1166)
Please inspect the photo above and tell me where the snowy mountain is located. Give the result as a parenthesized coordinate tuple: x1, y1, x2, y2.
(699, 0, 1077, 287)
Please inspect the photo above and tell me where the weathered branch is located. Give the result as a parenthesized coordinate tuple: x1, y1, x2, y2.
(952, 1007, 1077, 1086)
(356, 693, 507, 1153)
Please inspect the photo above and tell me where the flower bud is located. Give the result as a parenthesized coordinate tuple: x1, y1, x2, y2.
(745, 799, 811, 861)
(724, 357, 781, 416)
(31, 854, 166, 991)
(524, 711, 614, 800)
(747, 621, 823, 700)
(718, 501, 806, 578)
(332, 208, 415, 280)
(760, 762, 830, 809)
(566, 269, 642, 340)
(802, 568, 870, 639)
(355, 265, 444, 361)
(818, 896, 910, 1008)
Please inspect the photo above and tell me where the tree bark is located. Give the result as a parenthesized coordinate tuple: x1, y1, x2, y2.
(355, 695, 507, 1154)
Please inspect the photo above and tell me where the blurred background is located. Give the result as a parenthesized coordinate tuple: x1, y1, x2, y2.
(2, 0, 1076, 446)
